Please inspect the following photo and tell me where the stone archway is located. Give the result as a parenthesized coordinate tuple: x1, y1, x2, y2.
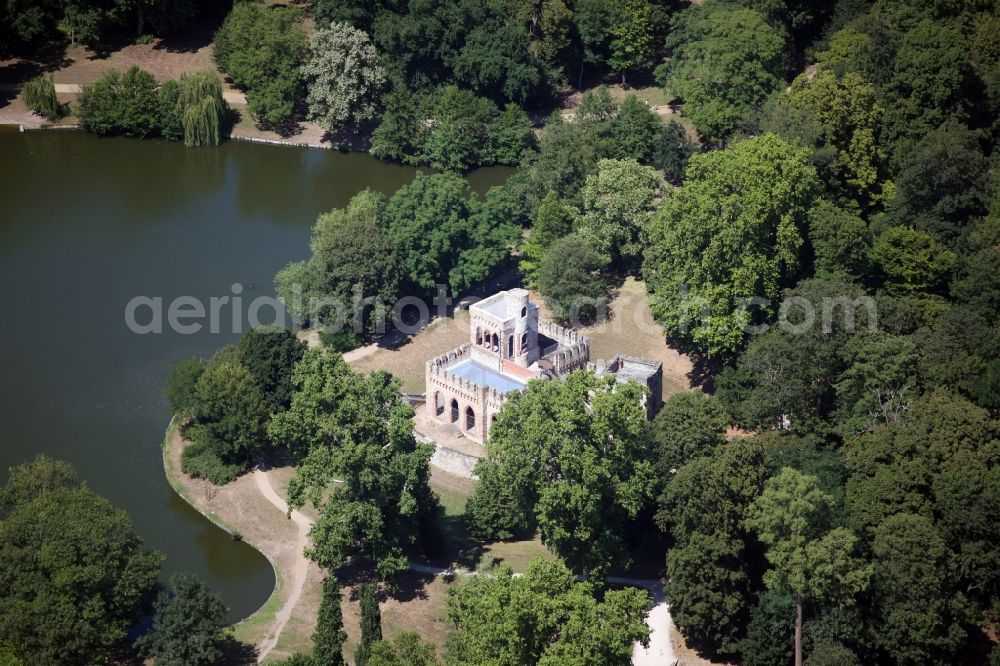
(450, 399, 459, 423)
(465, 406, 476, 431)
(434, 392, 444, 417)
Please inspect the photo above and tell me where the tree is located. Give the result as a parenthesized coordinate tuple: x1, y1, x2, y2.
(0, 455, 79, 516)
(492, 103, 535, 166)
(745, 468, 871, 666)
(76, 66, 161, 138)
(887, 121, 991, 246)
(467, 372, 656, 578)
(0, 464, 162, 664)
(854, 335, 925, 441)
(843, 388, 1000, 542)
(164, 356, 205, 417)
(518, 114, 600, 207)
(808, 201, 869, 280)
(276, 190, 400, 333)
(763, 70, 883, 208)
(577, 158, 662, 270)
(370, 88, 428, 164)
(869, 513, 966, 664)
(355, 582, 382, 666)
(303, 22, 386, 132)
(520, 191, 575, 285)
(269, 349, 439, 582)
(650, 391, 728, 475)
(952, 211, 1000, 313)
(653, 121, 696, 185)
(0, 0, 59, 52)
(871, 226, 956, 294)
(608, 0, 652, 84)
(213, 3, 306, 127)
(452, 19, 543, 104)
(656, 440, 768, 656)
(419, 86, 503, 172)
(880, 17, 972, 164)
(314, 576, 346, 665)
(22, 74, 60, 120)
(608, 94, 661, 163)
(177, 70, 227, 147)
(666, 531, 757, 658)
(382, 173, 513, 294)
(237, 326, 306, 412)
(658, 4, 789, 144)
(536, 233, 610, 325)
(643, 133, 821, 357)
(136, 573, 229, 666)
(445, 558, 650, 666)
(190, 359, 271, 467)
(368, 632, 440, 666)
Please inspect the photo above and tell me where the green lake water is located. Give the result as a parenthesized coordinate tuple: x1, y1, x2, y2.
(0, 128, 512, 620)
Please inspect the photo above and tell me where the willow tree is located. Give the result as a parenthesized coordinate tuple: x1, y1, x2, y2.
(178, 70, 226, 147)
(23, 74, 60, 120)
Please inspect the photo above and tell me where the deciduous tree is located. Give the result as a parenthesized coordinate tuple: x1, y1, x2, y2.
(745, 469, 871, 666)
(643, 134, 820, 357)
(445, 558, 650, 666)
(136, 573, 229, 666)
(467, 372, 655, 577)
(302, 22, 386, 132)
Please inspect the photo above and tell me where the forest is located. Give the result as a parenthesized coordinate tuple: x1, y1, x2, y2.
(1, 0, 998, 664)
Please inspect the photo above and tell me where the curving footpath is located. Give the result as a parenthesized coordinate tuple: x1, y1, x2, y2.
(249, 466, 675, 666)
(251, 471, 311, 662)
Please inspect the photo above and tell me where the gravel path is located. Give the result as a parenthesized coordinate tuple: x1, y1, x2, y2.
(253, 467, 674, 665)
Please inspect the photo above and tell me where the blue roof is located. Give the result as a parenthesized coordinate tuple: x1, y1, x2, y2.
(447, 359, 526, 393)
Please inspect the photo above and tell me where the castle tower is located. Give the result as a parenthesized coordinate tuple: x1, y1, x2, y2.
(468, 289, 539, 371)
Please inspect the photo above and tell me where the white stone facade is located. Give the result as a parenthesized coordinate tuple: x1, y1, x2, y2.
(424, 289, 660, 445)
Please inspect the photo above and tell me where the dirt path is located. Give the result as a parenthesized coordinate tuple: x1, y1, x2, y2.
(250, 466, 672, 666)
(252, 470, 311, 662)
(162, 423, 324, 664)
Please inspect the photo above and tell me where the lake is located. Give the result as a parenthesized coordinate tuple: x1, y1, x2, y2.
(0, 128, 512, 620)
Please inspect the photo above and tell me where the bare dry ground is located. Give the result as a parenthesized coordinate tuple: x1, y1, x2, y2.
(347, 276, 696, 401)
(162, 421, 324, 663)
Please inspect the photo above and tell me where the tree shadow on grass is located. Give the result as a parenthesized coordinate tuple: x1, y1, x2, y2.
(665, 332, 724, 392)
(217, 635, 258, 665)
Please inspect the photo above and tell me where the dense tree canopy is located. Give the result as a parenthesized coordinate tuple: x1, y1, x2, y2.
(268, 348, 439, 582)
(644, 133, 821, 357)
(445, 558, 650, 666)
(135, 573, 230, 666)
(658, 3, 789, 144)
(467, 371, 655, 577)
(0, 458, 163, 664)
(214, 3, 306, 127)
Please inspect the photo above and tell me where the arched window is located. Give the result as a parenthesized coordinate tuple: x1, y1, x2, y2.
(475, 327, 482, 345)
(450, 399, 459, 423)
(507, 336, 514, 358)
(521, 306, 527, 318)
(465, 406, 475, 431)
(492, 333, 499, 352)
(434, 392, 444, 417)
(520, 332, 527, 351)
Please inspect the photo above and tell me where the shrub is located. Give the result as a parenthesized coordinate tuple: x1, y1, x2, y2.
(22, 74, 60, 120)
(76, 66, 161, 138)
(180, 439, 244, 485)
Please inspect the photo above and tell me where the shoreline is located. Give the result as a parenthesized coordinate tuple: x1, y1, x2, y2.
(7, 120, 357, 152)
(161, 418, 323, 662)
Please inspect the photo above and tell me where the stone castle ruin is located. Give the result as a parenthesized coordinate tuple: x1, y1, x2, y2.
(425, 289, 663, 444)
